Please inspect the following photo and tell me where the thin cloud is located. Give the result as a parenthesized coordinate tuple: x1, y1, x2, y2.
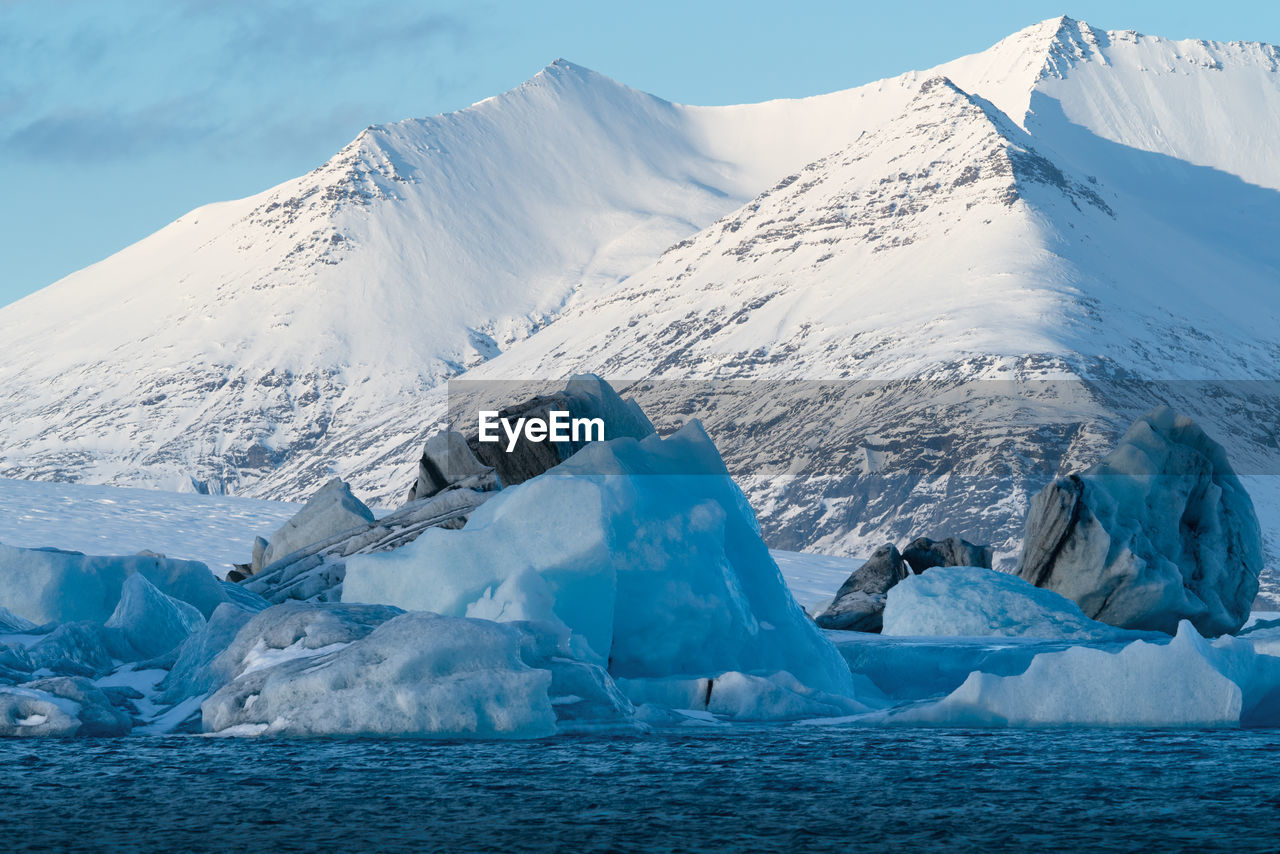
(6, 108, 215, 161)
(0, 0, 480, 163)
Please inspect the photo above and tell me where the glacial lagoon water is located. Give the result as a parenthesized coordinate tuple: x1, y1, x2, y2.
(5, 728, 1280, 853)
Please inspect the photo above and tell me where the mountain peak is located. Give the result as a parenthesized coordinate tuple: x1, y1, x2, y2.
(526, 57, 612, 89)
(544, 57, 589, 74)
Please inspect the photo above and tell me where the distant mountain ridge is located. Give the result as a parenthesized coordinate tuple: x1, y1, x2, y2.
(2, 17, 1278, 592)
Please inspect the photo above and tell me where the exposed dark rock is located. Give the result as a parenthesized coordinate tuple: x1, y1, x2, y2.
(902, 537, 993, 574)
(816, 534, 994, 633)
(406, 430, 497, 502)
(468, 393, 581, 488)
(414, 374, 655, 497)
(815, 544, 908, 632)
(1017, 406, 1262, 636)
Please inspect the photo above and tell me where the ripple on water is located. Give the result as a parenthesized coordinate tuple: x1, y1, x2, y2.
(2, 729, 1280, 853)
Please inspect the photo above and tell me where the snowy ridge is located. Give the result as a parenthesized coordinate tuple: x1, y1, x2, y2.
(460, 24, 1280, 588)
(0, 59, 930, 498)
(1, 18, 1279, 594)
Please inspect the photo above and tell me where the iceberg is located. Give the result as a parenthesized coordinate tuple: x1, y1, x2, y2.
(104, 573, 205, 660)
(176, 601, 404, 706)
(258, 478, 375, 570)
(1017, 407, 1262, 636)
(202, 612, 557, 739)
(0, 543, 229, 625)
(826, 632, 1084, 703)
(0, 606, 37, 633)
(18, 676, 133, 736)
(25, 622, 115, 678)
(881, 566, 1142, 641)
(343, 423, 856, 705)
(157, 604, 266, 705)
(0, 677, 132, 737)
(0, 685, 82, 737)
(907, 622, 1251, 727)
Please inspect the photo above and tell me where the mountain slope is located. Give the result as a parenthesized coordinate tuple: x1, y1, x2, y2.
(462, 20, 1280, 583)
(0, 54, 980, 498)
(0, 62, 854, 494)
(1, 18, 1277, 591)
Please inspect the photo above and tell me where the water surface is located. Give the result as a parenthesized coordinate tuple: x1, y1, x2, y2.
(4, 728, 1279, 852)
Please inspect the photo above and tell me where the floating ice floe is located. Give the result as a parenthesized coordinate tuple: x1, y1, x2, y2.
(0, 543, 235, 625)
(898, 621, 1280, 728)
(202, 612, 560, 739)
(881, 566, 1146, 641)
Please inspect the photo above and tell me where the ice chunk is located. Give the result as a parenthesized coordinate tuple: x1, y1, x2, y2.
(218, 580, 270, 613)
(212, 602, 403, 682)
(1018, 407, 1262, 636)
(344, 423, 855, 700)
(20, 676, 132, 736)
(202, 612, 556, 738)
(406, 430, 497, 502)
(0, 686, 81, 737)
(0, 676, 132, 737)
(161, 601, 405, 712)
(705, 671, 862, 721)
(882, 566, 1142, 640)
(911, 622, 1241, 727)
(104, 573, 205, 660)
(26, 622, 114, 678)
(615, 670, 866, 721)
(0, 642, 35, 685)
(513, 620, 637, 733)
(826, 631, 1089, 702)
(0, 606, 37, 633)
(157, 604, 259, 705)
(261, 478, 375, 567)
(0, 543, 228, 625)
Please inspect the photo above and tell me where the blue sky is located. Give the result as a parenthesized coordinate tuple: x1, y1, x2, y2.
(1, 0, 1276, 306)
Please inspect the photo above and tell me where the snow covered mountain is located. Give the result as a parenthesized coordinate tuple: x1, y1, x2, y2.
(462, 18, 1280, 577)
(2, 17, 1278, 584)
(0, 58, 911, 498)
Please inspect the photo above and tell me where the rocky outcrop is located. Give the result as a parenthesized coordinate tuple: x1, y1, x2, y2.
(261, 478, 375, 568)
(816, 535, 992, 632)
(241, 487, 491, 605)
(814, 544, 908, 632)
(244, 376, 657, 606)
(412, 374, 655, 498)
(1017, 406, 1262, 636)
(902, 537, 994, 574)
(406, 431, 497, 502)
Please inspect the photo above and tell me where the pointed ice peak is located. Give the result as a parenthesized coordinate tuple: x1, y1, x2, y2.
(913, 75, 1021, 134)
(524, 57, 621, 91)
(915, 75, 968, 100)
(542, 57, 591, 75)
